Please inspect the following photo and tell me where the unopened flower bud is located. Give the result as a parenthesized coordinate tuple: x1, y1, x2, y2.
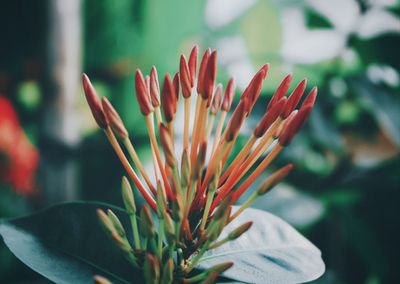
(173, 72, 180, 99)
(257, 164, 293, 195)
(221, 78, 235, 112)
(135, 69, 154, 115)
(180, 149, 190, 188)
(163, 211, 176, 245)
(225, 98, 248, 142)
(209, 261, 234, 274)
(162, 73, 177, 122)
(107, 209, 126, 237)
(156, 182, 166, 218)
(93, 275, 112, 284)
(172, 196, 184, 222)
(282, 79, 307, 118)
(253, 97, 286, 138)
(279, 105, 312, 146)
(144, 254, 160, 284)
(197, 48, 211, 95)
(188, 45, 198, 87)
(82, 73, 109, 129)
(150, 66, 161, 107)
(161, 258, 174, 284)
(140, 205, 155, 238)
(97, 209, 114, 233)
(203, 50, 217, 102)
(201, 272, 219, 284)
(228, 221, 253, 241)
(121, 176, 136, 214)
(266, 73, 292, 111)
(210, 84, 222, 115)
(101, 97, 128, 138)
(192, 143, 207, 181)
(159, 123, 177, 167)
(180, 55, 192, 98)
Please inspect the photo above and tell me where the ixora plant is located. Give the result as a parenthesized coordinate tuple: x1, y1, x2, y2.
(0, 46, 325, 284)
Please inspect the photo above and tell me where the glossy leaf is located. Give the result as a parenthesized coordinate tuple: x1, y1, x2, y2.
(0, 202, 142, 284)
(199, 206, 325, 284)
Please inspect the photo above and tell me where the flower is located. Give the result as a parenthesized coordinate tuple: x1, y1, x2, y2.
(0, 96, 39, 195)
(83, 46, 317, 283)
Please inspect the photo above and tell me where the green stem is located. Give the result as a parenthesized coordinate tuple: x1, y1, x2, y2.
(158, 219, 164, 259)
(185, 241, 210, 273)
(130, 214, 141, 250)
(199, 191, 215, 231)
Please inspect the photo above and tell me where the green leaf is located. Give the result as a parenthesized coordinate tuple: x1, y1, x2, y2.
(199, 207, 325, 284)
(0, 202, 142, 284)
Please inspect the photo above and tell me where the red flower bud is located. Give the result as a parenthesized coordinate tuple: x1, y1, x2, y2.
(188, 45, 198, 87)
(135, 69, 154, 115)
(282, 79, 307, 118)
(279, 104, 313, 146)
(210, 84, 222, 115)
(197, 48, 211, 95)
(150, 66, 160, 107)
(161, 73, 177, 122)
(173, 72, 180, 100)
(203, 50, 217, 102)
(221, 78, 235, 112)
(301, 86, 318, 109)
(266, 73, 292, 111)
(225, 98, 249, 142)
(101, 97, 128, 138)
(253, 96, 286, 138)
(82, 73, 109, 129)
(180, 55, 192, 98)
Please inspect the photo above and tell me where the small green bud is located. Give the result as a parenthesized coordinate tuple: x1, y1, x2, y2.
(97, 209, 115, 233)
(163, 211, 176, 245)
(180, 149, 190, 188)
(144, 253, 160, 284)
(172, 196, 184, 222)
(140, 205, 155, 238)
(257, 164, 293, 196)
(213, 195, 233, 220)
(156, 183, 166, 219)
(209, 163, 222, 192)
(107, 209, 126, 237)
(228, 221, 253, 241)
(121, 176, 136, 214)
(209, 261, 233, 274)
(200, 271, 219, 284)
(161, 258, 174, 284)
(93, 275, 113, 284)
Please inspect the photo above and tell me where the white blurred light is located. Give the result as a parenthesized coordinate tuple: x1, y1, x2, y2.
(366, 0, 399, 8)
(307, 0, 360, 33)
(329, 77, 348, 98)
(357, 8, 400, 39)
(205, 0, 257, 29)
(217, 36, 255, 90)
(367, 64, 400, 87)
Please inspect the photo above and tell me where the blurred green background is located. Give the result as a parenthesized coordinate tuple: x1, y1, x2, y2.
(1, 0, 399, 283)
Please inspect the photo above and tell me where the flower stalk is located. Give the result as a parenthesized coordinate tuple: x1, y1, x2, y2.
(83, 45, 317, 284)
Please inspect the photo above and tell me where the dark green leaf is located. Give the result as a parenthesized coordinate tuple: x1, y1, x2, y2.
(199, 207, 325, 283)
(0, 202, 142, 284)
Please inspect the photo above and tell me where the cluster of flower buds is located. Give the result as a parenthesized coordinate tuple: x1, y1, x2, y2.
(83, 45, 317, 284)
